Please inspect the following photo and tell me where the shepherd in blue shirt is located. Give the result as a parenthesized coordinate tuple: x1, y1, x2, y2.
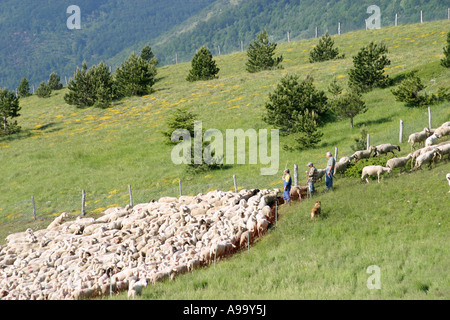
(282, 169, 292, 203)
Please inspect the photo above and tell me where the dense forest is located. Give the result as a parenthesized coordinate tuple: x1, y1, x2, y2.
(0, 0, 449, 90)
(0, 0, 215, 90)
(151, 0, 450, 65)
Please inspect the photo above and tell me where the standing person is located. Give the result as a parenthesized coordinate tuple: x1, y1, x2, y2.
(305, 162, 317, 195)
(325, 152, 335, 190)
(282, 169, 292, 203)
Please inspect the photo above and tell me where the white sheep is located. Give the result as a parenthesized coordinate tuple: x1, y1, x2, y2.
(437, 143, 450, 160)
(408, 128, 432, 150)
(352, 146, 376, 163)
(447, 173, 450, 193)
(414, 149, 443, 170)
(435, 125, 450, 138)
(425, 133, 441, 147)
(360, 165, 392, 183)
(386, 154, 413, 172)
(374, 144, 401, 157)
(47, 212, 69, 230)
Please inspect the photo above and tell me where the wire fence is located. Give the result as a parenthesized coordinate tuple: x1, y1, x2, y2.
(0, 175, 283, 225)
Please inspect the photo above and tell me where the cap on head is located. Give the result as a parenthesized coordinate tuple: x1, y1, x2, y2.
(326, 152, 332, 157)
(307, 162, 313, 167)
(284, 169, 290, 173)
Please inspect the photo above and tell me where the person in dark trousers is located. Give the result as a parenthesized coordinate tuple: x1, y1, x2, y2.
(305, 162, 317, 195)
(282, 169, 292, 203)
(325, 152, 335, 190)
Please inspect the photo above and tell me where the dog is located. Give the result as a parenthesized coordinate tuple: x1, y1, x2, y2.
(447, 173, 450, 193)
(311, 201, 321, 221)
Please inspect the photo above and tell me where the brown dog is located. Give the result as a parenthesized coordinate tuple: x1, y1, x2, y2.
(311, 201, 321, 221)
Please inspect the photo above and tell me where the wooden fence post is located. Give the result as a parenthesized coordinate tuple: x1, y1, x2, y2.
(428, 107, 432, 129)
(179, 179, 182, 197)
(395, 14, 398, 26)
(32, 196, 37, 221)
(233, 175, 238, 193)
(420, 10, 423, 23)
(367, 134, 370, 150)
(334, 147, 338, 162)
(294, 164, 298, 187)
(81, 189, 86, 216)
(128, 185, 133, 208)
(399, 120, 404, 143)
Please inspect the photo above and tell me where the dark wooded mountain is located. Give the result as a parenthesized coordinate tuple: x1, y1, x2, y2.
(1, 0, 448, 90)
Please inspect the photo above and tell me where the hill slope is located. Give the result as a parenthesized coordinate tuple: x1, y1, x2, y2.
(129, 0, 450, 65)
(0, 20, 449, 299)
(0, 0, 216, 89)
(1, 0, 449, 90)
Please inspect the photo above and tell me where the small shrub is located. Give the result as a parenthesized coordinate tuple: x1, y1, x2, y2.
(186, 46, 219, 82)
(35, 81, 52, 98)
(309, 32, 344, 63)
(344, 155, 391, 179)
(391, 71, 434, 107)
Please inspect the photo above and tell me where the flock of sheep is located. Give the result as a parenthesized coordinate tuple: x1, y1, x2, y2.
(0, 189, 281, 300)
(327, 121, 450, 184)
(1, 118, 448, 300)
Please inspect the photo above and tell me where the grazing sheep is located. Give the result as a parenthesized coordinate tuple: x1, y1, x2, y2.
(437, 143, 450, 160)
(315, 169, 326, 181)
(408, 128, 432, 150)
(47, 212, 69, 230)
(386, 154, 413, 172)
(334, 161, 350, 175)
(410, 146, 439, 169)
(435, 121, 450, 136)
(352, 146, 376, 163)
(361, 165, 392, 183)
(425, 133, 441, 147)
(447, 173, 450, 193)
(414, 149, 443, 170)
(339, 156, 354, 163)
(373, 144, 401, 157)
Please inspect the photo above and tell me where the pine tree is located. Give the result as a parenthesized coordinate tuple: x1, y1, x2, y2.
(18, 78, 31, 98)
(92, 62, 115, 109)
(115, 53, 157, 97)
(48, 72, 63, 90)
(36, 81, 52, 98)
(263, 74, 328, 149)
(186, 46, 220, 82)
(246, 30, 283, 73)
(309, 32, 341, 63)
(162, 108, 197, 144)
(0, 88, 21, 135)
(391, 71, 434, 107)
(140, 45, 155, 62)
(330, 89, 367, 128)
(64, 62, 96, 107)
(348, 42, 391, 92)
(441, 31, 450, 68)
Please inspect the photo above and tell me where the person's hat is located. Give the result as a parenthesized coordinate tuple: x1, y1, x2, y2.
(284, 169, 290, 173)
(307, 162, 313, 167)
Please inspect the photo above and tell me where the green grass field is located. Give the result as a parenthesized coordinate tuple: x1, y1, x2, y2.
(1, 20, 449, 299)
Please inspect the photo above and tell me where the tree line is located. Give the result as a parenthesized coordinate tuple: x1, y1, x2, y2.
(2, 30, 450, 154)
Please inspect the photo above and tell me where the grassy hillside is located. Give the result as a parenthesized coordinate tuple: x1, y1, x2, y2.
(1, 20, 449, 299)
(110, 166, 449, 300)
